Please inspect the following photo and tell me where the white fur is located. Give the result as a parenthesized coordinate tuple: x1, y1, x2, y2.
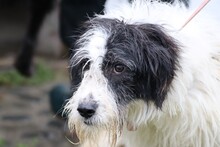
(66, 0, 220, 147)
(66, 27, 121, 146)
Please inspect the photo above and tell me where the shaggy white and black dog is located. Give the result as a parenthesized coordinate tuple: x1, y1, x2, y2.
(64, 0, 220, 146)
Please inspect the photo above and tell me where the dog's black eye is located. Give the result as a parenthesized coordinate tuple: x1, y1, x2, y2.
(114, 64, 125, 74)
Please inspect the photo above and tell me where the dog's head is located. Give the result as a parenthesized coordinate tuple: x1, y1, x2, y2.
(65, 18, 180, 146)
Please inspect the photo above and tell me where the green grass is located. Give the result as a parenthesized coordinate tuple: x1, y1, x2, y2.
(16, 139, 38, 147)
(0, 61, 54, 86)
(0, 138, 6, 147)
(0, 138, 39, 147)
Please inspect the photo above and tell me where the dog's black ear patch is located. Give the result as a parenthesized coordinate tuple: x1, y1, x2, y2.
(70, 17, 180, 108)
(133, 24, 180, 108)
(94, 19, 180, 108)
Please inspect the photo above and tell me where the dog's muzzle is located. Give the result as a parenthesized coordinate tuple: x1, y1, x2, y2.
(77, 101, 98, 119)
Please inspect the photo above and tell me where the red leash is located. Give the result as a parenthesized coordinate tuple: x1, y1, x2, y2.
(180, 0, 211, 30)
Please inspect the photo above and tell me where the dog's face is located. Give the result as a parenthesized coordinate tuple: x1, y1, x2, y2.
(65, 18, 179, 145)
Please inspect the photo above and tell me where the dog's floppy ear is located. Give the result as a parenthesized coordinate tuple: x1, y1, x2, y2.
(135, 24, 180, 108)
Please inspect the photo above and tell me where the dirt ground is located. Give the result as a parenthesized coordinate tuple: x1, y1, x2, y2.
(0, 56, 78, 147)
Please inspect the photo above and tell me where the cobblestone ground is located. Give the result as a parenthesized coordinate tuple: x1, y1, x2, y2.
(0, 56, 77, 147)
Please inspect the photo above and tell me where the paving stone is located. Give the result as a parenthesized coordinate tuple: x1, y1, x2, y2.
(21, 132, 39, 139)
(38, 109, 52, 116)
(12, 102, 29, 108)
(1, 115, 30, 121)
(47, 120, 63, 128)
(17, 94, 41, 103)
(41, 130, 58, 141)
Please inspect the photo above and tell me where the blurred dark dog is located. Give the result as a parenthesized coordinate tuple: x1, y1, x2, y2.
(13, 0, 105, 77)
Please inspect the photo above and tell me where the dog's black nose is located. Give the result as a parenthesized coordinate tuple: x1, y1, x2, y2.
(77, 102, 98, 119)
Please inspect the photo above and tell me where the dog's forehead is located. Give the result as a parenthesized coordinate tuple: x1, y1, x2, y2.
(84, 29, 109, 63)
(81, 19, 143, 62)
(77, 18, 173, 69)
(77, 19, 122, 66)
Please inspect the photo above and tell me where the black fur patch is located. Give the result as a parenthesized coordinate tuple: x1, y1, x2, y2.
(93, 18, 180, 108)
(70, 17, 180, 108)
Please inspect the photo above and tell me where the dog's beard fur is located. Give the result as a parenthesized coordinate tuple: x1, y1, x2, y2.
(64, 70, 125, 147)
(68, 116, 120, 147)
(66, 101, 123, 147)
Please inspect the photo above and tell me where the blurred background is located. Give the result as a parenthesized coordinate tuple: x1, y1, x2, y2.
(0, 0, 104, 147)
(0, 0, 219, 147)
(0, 1, 71, 147)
